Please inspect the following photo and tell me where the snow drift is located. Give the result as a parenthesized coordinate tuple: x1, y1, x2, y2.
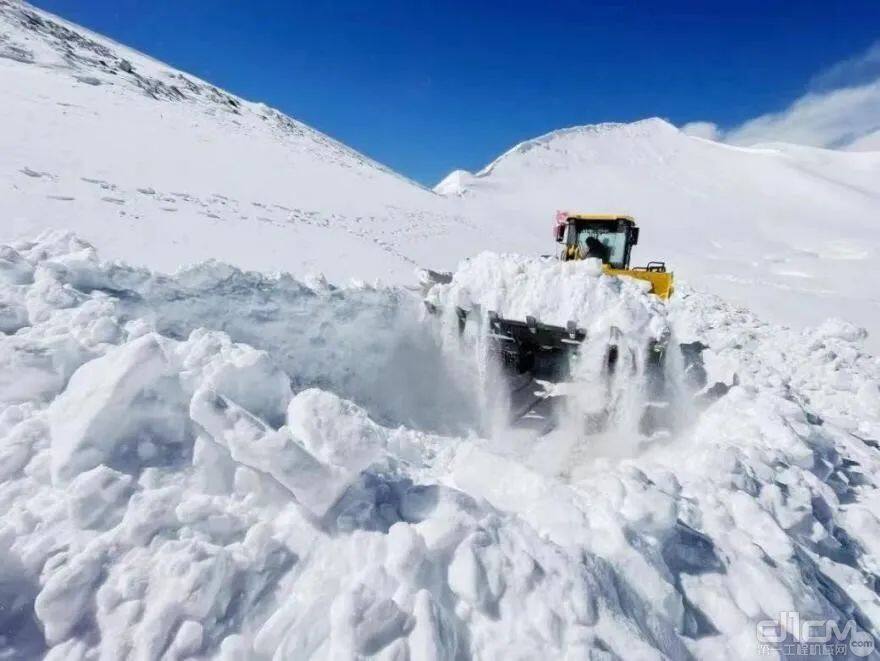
(2, 232, 880, 659)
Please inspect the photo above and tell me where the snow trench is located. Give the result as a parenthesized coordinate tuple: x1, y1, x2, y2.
(1, 232, 880, 660)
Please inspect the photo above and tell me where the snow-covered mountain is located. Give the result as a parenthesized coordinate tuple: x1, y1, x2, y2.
(0, 0, 492, 283)
(437, 119, 880, 350)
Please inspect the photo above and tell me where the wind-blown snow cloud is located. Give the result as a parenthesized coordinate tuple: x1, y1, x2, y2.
(680, 121, 722, 141)
(809, 41, 880, 93)
(726, 79, 880, 149)
(683, 42, 880, 151)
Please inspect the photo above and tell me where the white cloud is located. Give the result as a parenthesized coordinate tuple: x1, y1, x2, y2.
(809, 41, 880, 92)
(680, 121, 722, 141)
(725, 79, 880, 149)
(681, 42, 880, 151)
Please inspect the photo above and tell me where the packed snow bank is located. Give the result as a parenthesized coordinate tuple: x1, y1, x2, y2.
(0, 230, 485, 435)
(0, 233, 696, 659)
(2, 233, 880, 660)
(425, 251, 669, 341)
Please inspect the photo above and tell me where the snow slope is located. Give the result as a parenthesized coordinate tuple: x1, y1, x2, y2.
(0, 1, 491, 283)
(2, 232, 880, 660)
(436, 119, 880, 351)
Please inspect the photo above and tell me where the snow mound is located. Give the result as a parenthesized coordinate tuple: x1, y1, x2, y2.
(2, 233, 880, 659)
(426, 251, 669, 341)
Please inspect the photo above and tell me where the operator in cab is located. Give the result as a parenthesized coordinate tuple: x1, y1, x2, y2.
(580, 236, 610, 262)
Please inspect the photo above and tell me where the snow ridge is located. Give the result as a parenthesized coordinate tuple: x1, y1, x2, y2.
(474, 117, 679, 178)
(432, 118, 681, 193)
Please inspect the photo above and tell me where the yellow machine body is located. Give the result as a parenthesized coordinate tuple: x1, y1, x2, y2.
(555, 212, 674, 300)
(604, 265, 674, 300)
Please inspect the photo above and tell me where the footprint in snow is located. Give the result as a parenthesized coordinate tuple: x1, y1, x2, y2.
(21, 167, 51, 178)
(46, 195, 75, 201)
(101, 197, 126, 205)
(137, 187, 156, 195)
(161, 207, 178, 212)
(82, 177, 116, 190)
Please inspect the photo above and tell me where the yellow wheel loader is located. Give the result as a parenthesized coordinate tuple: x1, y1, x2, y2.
(480, 212, 676, 379)
(423, 212, 707, 435)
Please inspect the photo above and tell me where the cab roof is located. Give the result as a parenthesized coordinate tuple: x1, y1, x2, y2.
(565, 213, 635, 222)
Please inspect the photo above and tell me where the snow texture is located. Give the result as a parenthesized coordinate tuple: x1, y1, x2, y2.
(0, 233, 878, 660)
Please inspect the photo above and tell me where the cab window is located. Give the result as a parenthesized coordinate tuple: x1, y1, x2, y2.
(575, 227, 627, 267)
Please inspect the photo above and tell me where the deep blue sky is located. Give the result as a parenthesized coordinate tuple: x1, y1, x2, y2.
(31, 1, 880, 185)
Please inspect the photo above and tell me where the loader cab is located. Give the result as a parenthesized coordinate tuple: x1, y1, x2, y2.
(555, 214, 639, 270)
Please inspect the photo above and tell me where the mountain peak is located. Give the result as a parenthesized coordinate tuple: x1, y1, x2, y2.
(433, 169, 477, 195)
(474, 117, 679, 178)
